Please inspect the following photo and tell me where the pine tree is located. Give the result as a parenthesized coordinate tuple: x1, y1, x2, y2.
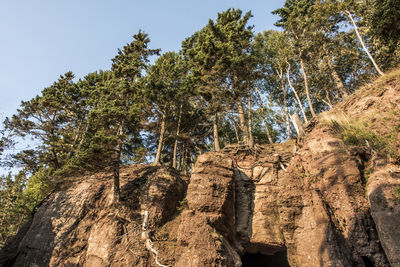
(4, 72, 83, 170)
(103, 31, 159, 202)
(146, 52, 187, 166)
(183, 8, 258, 148)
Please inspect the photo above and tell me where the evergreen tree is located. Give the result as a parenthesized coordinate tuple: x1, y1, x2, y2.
(182, 25, 224, 151)
(4, 72, 83, 171)
(146, 52, 187, 166)
(210, 8, 256, 146)
(183, 8, 258, 148)
(104, 31, 159, 202)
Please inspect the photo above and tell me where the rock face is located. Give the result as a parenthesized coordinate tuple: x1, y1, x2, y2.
(1, 76, 400, 266)
(0, 166, 186, 267)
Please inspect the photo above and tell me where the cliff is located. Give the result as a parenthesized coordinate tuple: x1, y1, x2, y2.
(1, 73, 400, 266)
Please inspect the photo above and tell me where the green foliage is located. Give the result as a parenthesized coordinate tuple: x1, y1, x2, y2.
(365, 0, 400, 69)
(0, 172, 29, 248)
(326, 115, 398, 160)
(22, 168, 54, 210)
(4, 72, 84, 170)
(182, 8, 260, 147)
(340, 123, 385, 150)
(112, 31, 160, 81)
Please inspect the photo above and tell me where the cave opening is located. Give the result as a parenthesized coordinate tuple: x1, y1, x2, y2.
(241, 250, 290, 267)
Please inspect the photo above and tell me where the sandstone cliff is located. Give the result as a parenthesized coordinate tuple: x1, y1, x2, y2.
(1, 74, 400, 266)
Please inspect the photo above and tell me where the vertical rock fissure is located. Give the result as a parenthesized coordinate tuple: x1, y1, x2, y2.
(234, 168, 255, 244)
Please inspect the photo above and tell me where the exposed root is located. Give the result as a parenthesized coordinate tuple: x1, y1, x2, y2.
(141, 211, 170, 267)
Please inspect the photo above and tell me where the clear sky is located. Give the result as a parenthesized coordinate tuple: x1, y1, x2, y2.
(0, 0, 285, 121)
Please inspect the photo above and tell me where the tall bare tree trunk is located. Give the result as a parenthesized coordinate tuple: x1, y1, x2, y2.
(279, 70, 291, 140)
(286, 64, 308, 123)
(300, 59, 316, 117)
(153, 107, 167, 166)
(237, 96, 249, 144)
(255, 87, 273, 144)
(228, 114, 240, 143)
(51, 148, 60, 169)
(345, 10, 384, 76)
(247, 88, 254, 148)
(172, 103, 182, 169)
(213, 111, 220, 151)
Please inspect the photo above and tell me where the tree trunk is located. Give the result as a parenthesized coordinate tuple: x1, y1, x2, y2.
(172, 103, 182, 169)
(178, 143, 184, 171)
(213, 111, 220, 151)
(184, 145, 189, 176)
(153, 107, 167, 166)
(113, 124, 123, 204)
(68, 120, 83, 160)
(113, 147, 121, 203)
(229, 114, 240, 143)
(345, 10, 384, 76)
(324, 88, 333, 109)
(329, 60, 348, 99)
(322, 43, 348, 100)
(286, 64, 308, 123)
(247, 88, 254, 148)
(300, 59, 316, 117)
(255, 87, 273, 144)
(289, 113, 305, 138)
(51, 148, 60, 169)
(237, 96, 249, 144)
(279, 70, 291, 140)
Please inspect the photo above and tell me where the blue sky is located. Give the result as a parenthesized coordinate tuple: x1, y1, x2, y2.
(0, 0, 285, 121)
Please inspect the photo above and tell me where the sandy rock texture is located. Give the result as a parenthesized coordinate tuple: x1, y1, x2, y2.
(0, 166, 186, 267)
(1, 75, 400, 266)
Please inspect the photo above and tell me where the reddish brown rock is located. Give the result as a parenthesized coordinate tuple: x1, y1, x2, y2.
(2, 74, 400, 267)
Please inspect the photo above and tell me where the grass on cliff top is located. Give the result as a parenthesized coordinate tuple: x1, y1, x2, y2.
(320, 112, 399, 160)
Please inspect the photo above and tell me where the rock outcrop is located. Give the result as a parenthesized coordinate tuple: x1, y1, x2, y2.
(0, 166, 186, 267)
(1, 75, 400, 266)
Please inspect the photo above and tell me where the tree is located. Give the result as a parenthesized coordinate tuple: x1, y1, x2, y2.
(87, 31, 159, 203)
(182, 25, 224, 151)
(210, 8, 256, 146)
(254, 30, 296, 140)
(183, 8, 258, 148)
(344, 9, 384, 76)
(4, 72, 83, 171)
(146, 52, 187, 166)
(368, 0, 400, 69)
(273, 0, 317, 117)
